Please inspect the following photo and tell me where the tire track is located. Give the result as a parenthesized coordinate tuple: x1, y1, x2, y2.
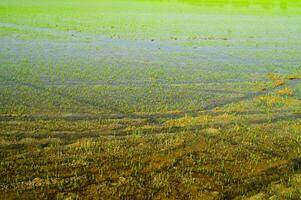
(0, 74, 300, 124)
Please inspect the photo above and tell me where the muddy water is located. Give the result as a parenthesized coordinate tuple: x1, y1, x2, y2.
(1, 22, 301, 75)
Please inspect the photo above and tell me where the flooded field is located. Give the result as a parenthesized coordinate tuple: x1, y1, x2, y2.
(0, 0, 301, 199)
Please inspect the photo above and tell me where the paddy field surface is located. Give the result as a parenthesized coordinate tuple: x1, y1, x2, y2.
(0, 0, 301, 199)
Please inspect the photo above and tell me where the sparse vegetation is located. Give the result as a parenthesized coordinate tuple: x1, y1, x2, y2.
(1, 0, 301, 199)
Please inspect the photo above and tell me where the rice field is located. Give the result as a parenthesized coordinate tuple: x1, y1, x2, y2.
(0, 0, 301, 199)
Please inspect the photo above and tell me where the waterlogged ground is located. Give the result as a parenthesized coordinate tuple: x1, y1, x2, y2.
(0, 0, 301, 199)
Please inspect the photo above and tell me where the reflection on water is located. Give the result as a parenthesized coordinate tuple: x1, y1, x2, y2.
(177, 0, 301, 10)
